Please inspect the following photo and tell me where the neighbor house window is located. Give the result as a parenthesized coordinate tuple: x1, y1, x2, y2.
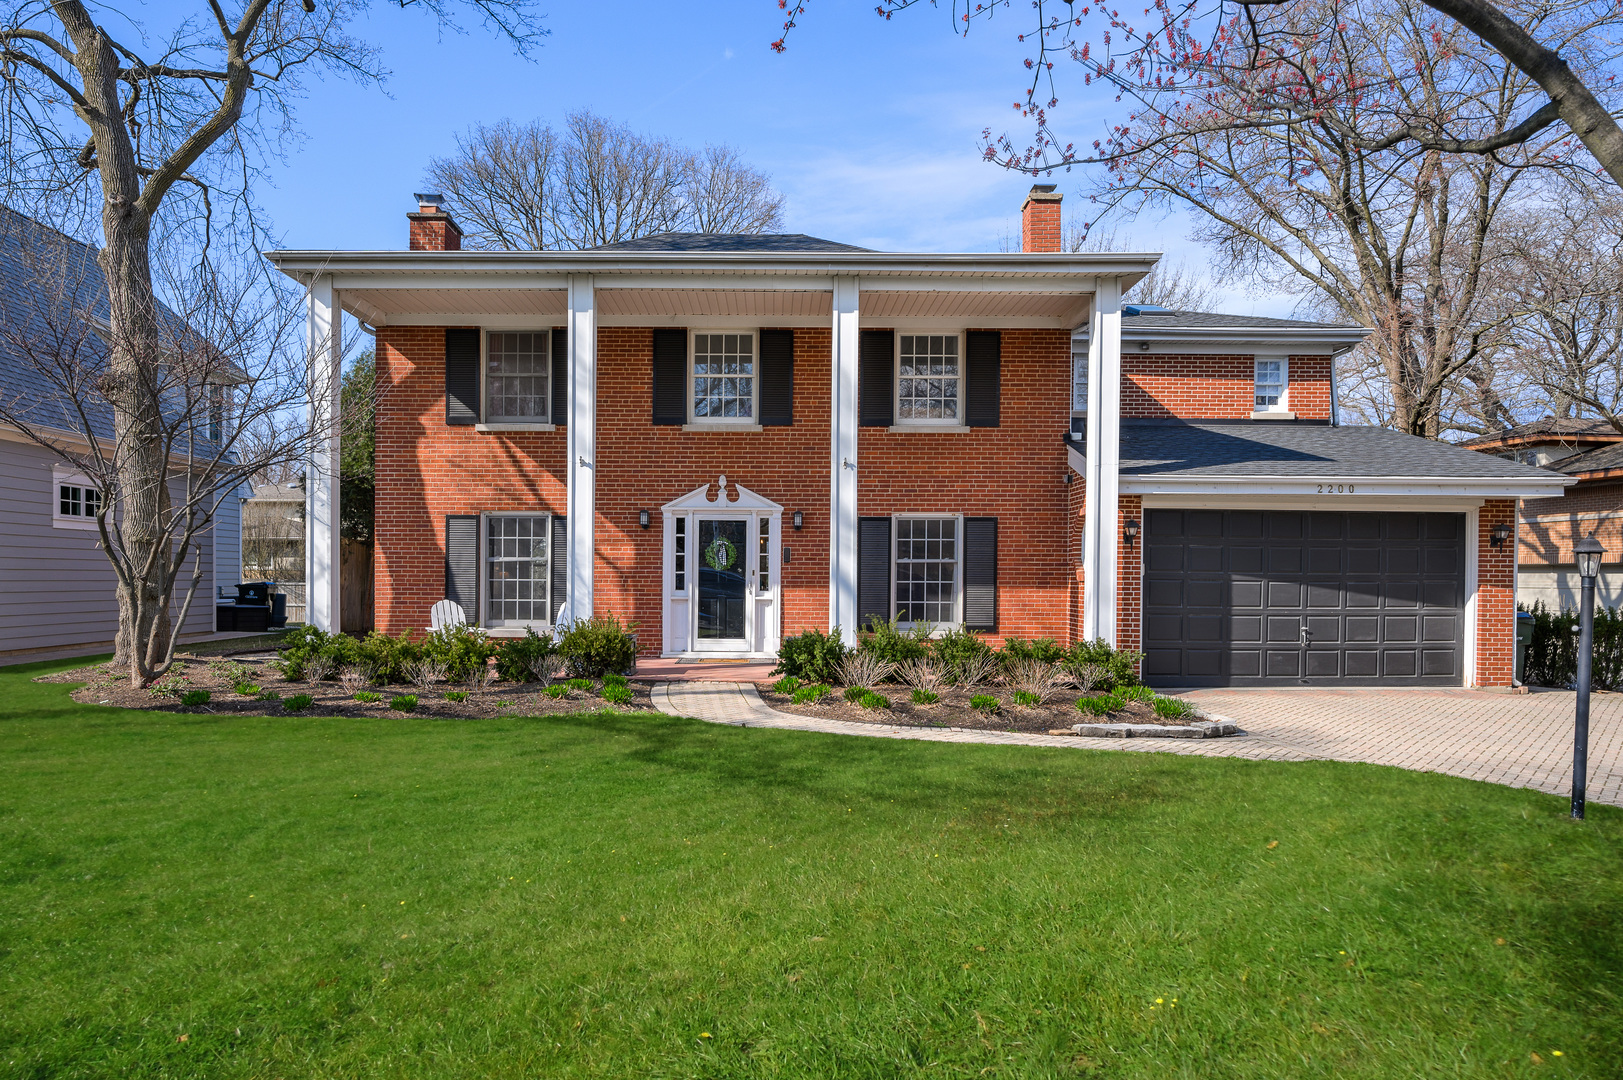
(1254, 358, 1287, 410)
(897, 334, 961, 423)
(1072, 347, 1089, 415)
(485, 331, 550, 424)
(485, 514, 550, 627)
(53, 468, 102, 531)
(692, 332, 755, 421)
(208, 383, 227, 441)
(895, 516, 959, 626)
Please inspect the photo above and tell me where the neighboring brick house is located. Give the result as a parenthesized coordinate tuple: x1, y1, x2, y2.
(267, 187, 1569, 687)
(1463, 419, 1623, 610)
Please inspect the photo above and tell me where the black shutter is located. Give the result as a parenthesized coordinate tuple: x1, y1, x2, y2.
(445, 328, 480, 426)
(652, 328, 687, 425)
(965, 330, 1001, 428)
(551, 326, 567, 425)
(858, 517, 892, 630)
(550, 514, 568, 624)
(963, 517, 998, 631)
(445, 514, 479, 616)
(759, 328, 794, 426)
(859, 329, 894, 427)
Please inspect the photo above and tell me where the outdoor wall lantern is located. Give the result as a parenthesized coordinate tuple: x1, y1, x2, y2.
(1490, 522, 1512, 547)
(1570, 534, 1606, 820)
(793, 510, 803, 531)
(1123, 519, 1141, 548)
(639, 509, 650, 530)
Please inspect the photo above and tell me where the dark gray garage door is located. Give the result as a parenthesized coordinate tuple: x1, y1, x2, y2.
(1142, 510, 1465, 687)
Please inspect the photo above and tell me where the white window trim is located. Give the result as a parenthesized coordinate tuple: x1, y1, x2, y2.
(891, 512, 964, 629)
(481, 328, 553, 427)
(480, 511, 554, 633)
(689, 328, 759, 426)
(1252, 356, 1291, 416)
(895, 331, 966, 428)
(52, 464, 101, 531)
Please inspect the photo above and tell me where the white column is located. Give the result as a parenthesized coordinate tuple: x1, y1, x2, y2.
(830, 276, 861, 644)
(564, 274, 596, 625)
(305, 276, 342, 633)
(1081, 276, 1122, 643)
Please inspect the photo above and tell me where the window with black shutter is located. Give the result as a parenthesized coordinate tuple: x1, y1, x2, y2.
(445, 329, 480, 426)
(859, 329, 894, 427)
(857, 517, 892, 629)
(964, 331, 1001, 428)
(550, 515, 568, 623)
(552, 326, 568, 424)
(759, 328, 794, 426)
(962, 517, 998, 631)
(652, 328, 687, 425)
(444, 515, 480, 616)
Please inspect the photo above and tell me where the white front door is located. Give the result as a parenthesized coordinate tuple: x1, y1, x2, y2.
(662, 478, 782, 659)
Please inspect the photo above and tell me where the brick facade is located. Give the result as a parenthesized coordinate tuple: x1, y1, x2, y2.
(1121, 354, 1333, 420)
(1115, 494, 1144, 665)
(1518, 480, 1623, 567)
(1477, 499, 1517, 687)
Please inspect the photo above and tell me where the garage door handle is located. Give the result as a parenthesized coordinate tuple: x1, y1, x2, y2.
(1300, 626, 1312, 646)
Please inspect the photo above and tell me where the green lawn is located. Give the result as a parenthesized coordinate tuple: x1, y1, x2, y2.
(2, 658, 1620, 1079)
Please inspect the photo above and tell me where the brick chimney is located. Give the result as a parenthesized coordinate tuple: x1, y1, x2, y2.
(1020, 184, 1063, 253)
(408, 192, 462, 251)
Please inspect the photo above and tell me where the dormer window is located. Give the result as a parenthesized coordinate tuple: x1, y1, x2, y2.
(1254, 358, 1287, 411)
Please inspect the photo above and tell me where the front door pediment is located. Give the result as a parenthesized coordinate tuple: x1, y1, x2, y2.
(663, 475, 783, 515)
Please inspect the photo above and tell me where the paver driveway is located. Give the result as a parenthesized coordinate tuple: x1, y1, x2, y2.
(653, 682, 1623, 808)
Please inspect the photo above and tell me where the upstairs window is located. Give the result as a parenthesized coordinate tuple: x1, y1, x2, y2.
(1254, 358, 1287, 411)
(692, 332, 755, 421)
(897, 334, 961, 423)
(485, 331, 550, 424)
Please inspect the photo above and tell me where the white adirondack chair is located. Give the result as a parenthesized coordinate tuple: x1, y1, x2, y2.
(429, 599, 467, 631)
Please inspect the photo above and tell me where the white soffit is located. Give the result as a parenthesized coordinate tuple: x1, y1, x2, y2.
(860, 290, 1084, 320)
(348, 288, 566, 318)
(597, 288, 832, 319)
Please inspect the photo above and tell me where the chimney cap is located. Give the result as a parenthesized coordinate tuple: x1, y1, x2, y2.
(414, 192, 447, 210)
(1023, 184, 1062, 205)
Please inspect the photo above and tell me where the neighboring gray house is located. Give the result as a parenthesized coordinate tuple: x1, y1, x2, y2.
(241, 480, 306, 623)
(0, 206, 244, 660)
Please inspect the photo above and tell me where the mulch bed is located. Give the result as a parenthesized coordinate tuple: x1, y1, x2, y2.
(756, 684, 1190, 735)
(44, 653, 655, 720)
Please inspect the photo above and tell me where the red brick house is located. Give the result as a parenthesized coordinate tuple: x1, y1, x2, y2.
(267, 187, 1569, 687)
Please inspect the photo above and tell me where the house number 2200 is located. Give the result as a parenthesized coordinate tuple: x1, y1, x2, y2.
(1316, 483, 1355, 494)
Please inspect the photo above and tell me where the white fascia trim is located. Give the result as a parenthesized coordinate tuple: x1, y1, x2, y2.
(1080, 329, 1370, 353)
(1121, 475, 1574, 498)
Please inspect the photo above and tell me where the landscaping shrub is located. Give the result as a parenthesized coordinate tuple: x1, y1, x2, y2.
(353, 691, 381, 703)
(837, 650, 895, 689)
(602, 673, 629, 690)
(543, 685, 568, 699)
(422, 624, 498, 682)
(282, 694, 314, 713)
(179, 689, 211, 707)
(357, 632, 420, 685)
(773, 628, 848, 684)
(934, 626, 993, 683)
(528, 653, 565, 685)
(389, 694, 418, 712)
(1011, 690, 1041, 707)
(495, 629, 554, 683)
(443, 691, 468, 703)
(1076, 694, 1124, 716)
(911, 688, 939, 705)
(857, 690, 891, 710)
(274, 626, 362, 682)
(601, 685, 634, 706)
(1000, 637, 1066, 666)
(772, 675, 802, 694)
(843, 685, 869, 703)
(792, 683, 829, 704)
(1522, 601, 1623, 690)
(564, 678, 593, 692)
(232, 682, 260, 696)
(1118, 684, 1155, 703)
(858, 616, 929, 665)
(558, 615, 638, 678)
(256, 689, 281, 702)
(1153, 696, 1194, 719)
(1065, 638, 1142, 691)
(970, 694, 999, 712)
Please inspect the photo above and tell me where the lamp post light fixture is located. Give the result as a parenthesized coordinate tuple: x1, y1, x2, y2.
(1571, 534, 1605, 820)
(1123, 519, 1141, 549)
(1490, 522, 1512, 548)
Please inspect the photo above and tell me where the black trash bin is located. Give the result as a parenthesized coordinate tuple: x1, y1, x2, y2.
(270, 593, 288, 628)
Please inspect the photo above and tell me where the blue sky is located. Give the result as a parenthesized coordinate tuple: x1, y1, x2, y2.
(233, 0, 1290, 315)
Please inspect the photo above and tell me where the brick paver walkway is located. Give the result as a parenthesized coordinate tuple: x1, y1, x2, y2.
(651, 682, 1623, 807)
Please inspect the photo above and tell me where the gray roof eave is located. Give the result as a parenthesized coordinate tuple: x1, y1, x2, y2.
(1075, 323, 1371, 348)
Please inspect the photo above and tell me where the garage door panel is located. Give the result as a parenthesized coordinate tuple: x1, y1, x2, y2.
(1143, 509, 1465, 687)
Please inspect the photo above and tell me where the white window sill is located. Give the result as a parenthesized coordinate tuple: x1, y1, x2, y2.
(887, 424, 972, 433)
(485, 625, 551, 638)
(682, 423, 764, 433)
(1250, 410, 1296, 421)
(476, 423, 555, 432)
(52, 517, 99, 531)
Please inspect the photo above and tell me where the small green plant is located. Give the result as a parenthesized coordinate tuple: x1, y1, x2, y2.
(910, 688, 939, 705)
(1011, 690, 1042, 707)
(858, 690, 891, 710)
(283, 694, 314, 713)
(601, 685, 634, 706)
(1119, 684, 1155, 703)
(602, 673, 629, 689)
(543, 685, 569, 699)
(772, 675, 802, 694)
(792, 683, 829, 704)
(256, 689, 281, 702)
(1153, 696, 1195, 719)
(843, 685, 869, 703)
(443, 690, 468, 703)
(495, 628, 554, 682)
(557, 614, 638, 678)
(565, 678, 592, 692)
(233, 681, 260, 696)
(353, 691, 381, 703)
(773, 628, 849, 684)
(208, 659, 252, 686)
(970, 694, 1000, 712)
(1076, 694, 1125, 716)
(1065, 638, 1144, 692)
(389, 694, 418, 712)
(179, 689, 211, 707)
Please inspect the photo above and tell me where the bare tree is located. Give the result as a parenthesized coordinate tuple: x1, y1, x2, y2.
(1065, 225, 1215, 311)
(0, 0, 540, 682)
(426, 110, 786, 250)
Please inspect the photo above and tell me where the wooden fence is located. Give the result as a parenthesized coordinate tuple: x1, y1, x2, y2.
(341, 540, 374, 634)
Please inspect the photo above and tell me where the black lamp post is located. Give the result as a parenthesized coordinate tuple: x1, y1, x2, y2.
(1571, 534, 1605, 820)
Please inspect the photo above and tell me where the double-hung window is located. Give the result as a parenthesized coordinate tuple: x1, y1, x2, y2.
(485, 331, 550, 424)
(53, 467, 102, 530)
(894, 516, 959, 626)
(1254, 358, 1287, 412)
(897, 334, 961, 424)
(484, 514, 550, 628)
(692, 332, 755, 421)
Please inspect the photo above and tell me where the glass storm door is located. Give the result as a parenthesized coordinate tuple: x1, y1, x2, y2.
(696, 518, 749, 644)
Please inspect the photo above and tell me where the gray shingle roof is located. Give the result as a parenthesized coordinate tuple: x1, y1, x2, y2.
(1121, 308, 1364, 332)
(1555, 440, 1623, 475)
(588, 232, 873, 253)
(1458, 416, 1623, 449)
(1116, 421, 1565, 480)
